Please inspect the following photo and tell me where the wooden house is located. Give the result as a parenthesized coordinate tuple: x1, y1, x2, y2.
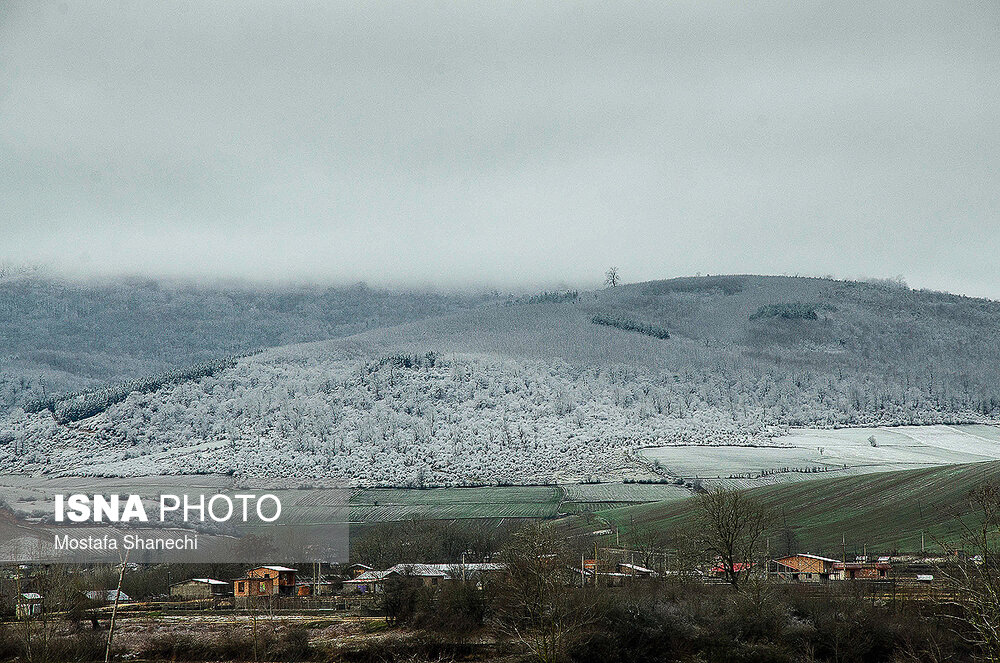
(770, 554, 840, 582)
(234, 566, 297, 598)
(771, 554, 892, 582)
(833, 559, 891, 580)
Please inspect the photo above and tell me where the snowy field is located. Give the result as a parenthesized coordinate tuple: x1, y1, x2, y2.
(639, 424, 1000, 488)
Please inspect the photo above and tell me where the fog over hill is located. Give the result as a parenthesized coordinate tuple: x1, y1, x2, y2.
(3, 274, 999, 487)
(0, 274, 484, 411)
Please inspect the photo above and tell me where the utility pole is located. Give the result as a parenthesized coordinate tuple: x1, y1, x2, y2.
(105, 551, 129, 663)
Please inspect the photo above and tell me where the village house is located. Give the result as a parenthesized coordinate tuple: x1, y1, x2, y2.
(709, 562, 756, 579)
(344, 563, 373, 579)
(573, 561, 659, 587)
(342, 569, 390, 594)
(618, 562, 658, 578)
(16, 593, 42, 619)
(234, 565, 297, 598)
(84, 589, 131, 603)
(343, 563, 506, 594)
(770, 554, 892, 582)
(835, 557, 892, 580)
(169, 578, 231, 599)
(770, 554, 840, 582)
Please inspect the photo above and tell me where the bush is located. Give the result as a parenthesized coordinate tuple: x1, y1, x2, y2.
(749, 303, 819, 321)
(525, 291, 579, 304)
(139, 625, 313, 662)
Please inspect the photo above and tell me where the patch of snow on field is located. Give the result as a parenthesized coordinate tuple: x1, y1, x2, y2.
(640, 425, 1000, 487)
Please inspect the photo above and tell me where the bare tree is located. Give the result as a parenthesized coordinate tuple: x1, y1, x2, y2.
(939, 483, 1000, 662)
(604, 267, 620, 288)
(694, 486, 772, 588)
(496, 524, 601, 663)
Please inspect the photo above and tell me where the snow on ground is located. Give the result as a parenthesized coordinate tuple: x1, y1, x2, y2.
(2, 343, 997, 488)
(0, 351, 783, 487)
(639, 424, 1000, 488)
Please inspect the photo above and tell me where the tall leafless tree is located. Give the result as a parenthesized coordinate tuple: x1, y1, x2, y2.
(496, 523, 601, 663)
(604, 266, 620, 288)
(694, 486, 772, 588)
(939, 483, 1000, 662)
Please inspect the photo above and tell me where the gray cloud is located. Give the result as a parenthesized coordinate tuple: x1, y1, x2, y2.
(1, 1, 998, 295)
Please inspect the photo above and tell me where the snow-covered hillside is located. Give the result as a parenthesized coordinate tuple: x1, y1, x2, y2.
(3, 275, 999, 487)
(2, 351, 784, 486)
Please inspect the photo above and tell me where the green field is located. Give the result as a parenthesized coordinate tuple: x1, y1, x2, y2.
(350, 486, 563, 521)
(593, 461, 1000, 556)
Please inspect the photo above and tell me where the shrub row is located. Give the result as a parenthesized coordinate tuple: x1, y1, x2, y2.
(24, 350, 259, 423)
(591, 314, 670, 339)
(525, 290, 579, 304)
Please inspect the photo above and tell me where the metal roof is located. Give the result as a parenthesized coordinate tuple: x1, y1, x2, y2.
(84, 590, 131, 602)
(345, 563, 507, 582)
(172, 577, 228, 586)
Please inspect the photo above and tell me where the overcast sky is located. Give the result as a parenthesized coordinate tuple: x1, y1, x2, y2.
(1, 2, 998, 296)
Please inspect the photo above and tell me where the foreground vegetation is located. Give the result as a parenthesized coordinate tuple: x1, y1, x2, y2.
(1, 523, 993, 663)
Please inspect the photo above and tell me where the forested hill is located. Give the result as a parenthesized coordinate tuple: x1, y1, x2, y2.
(3, 274, 999, 487)
(343, 274, 1000, 416)
(0, 275, 484, 411)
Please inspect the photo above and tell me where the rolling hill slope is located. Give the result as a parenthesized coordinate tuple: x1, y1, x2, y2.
(595, 460, 1000, 555)
(2, 275, 1000, 487)
(0, 274, 482, 412)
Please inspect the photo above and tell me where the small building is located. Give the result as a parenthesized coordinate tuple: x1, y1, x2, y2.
(342, 569, 390, 594)
(770, 554, 840, 582)
(342, 563, 506, 594)
(234, 566, 297, 598)
(344, 563, 373, 579)
(17, 593, 43, 619)
(169, 578, 231, 599)
(294, 581, 339, 597)
(833, 559, 891, 580)
(709, 562, 755, 579)
(84, 590, 131, 603)
(618, 562, 658, 578)
(770, 553, 892, 582)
